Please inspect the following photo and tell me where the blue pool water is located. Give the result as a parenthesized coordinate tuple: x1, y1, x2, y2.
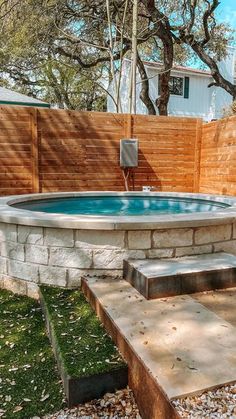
(12, 196, 229, 216)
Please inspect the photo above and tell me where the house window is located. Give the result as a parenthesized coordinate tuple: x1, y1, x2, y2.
(169, 76, 183, 96)
(158, 75, 190, 98)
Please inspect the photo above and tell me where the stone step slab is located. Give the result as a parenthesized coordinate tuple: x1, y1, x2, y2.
(123, 252, 236, 299)
(82, 276, 236, 419)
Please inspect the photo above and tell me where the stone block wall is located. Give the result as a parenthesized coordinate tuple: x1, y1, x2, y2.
(0, 222, 235, 298)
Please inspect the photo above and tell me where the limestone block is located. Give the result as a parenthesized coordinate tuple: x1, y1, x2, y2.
(67, 269, 81, 288)
(195, 225, 232, 245)
(128, 231, 151, 249)
(39, 266, 67, 287)
(26, 245, 48, 265)
(44, 228, 74, 247)
(75, 230, 125, 248)
(93, 249, 125, 269)
(8, 260, 39, 282)
(1, 241, 25, 261)
(93, 249, 146, 269)
(231, 223, 236, 239)
(0, 223, 17, 242)
(26, 282, 40, 299)
(153, 228, 193, 248)
(49, 247, 92, 268)
(147, 249, 174, 259)
(0, 256, 7, 274)
(18, 225, 43, 245)
(125, 250, 146, 260)
(3, 276, 27, 295)
(175, 245, 213, 257)
(213, 240, 236, 255)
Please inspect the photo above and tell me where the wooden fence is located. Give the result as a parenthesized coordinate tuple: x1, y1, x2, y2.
(0, 106, 202, 196)
(199, 115, 236, 196)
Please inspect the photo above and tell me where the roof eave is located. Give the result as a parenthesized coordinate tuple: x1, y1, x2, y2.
(0, 100, 50, 108)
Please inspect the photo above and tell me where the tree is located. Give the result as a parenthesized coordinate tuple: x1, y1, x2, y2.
(170, 0, 236, 99)
(223, 100, 236, 117)
(0, 0, 234, 115)
(2, 55, 107, 111)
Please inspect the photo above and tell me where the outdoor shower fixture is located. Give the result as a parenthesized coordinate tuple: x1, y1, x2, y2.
(120, 139, 138, 191)
(120, 139, 139, 168)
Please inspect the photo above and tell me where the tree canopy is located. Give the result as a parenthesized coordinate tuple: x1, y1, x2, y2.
(0, 0, 234, 114)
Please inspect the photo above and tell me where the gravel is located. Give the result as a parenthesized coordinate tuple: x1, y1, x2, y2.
(41, 382, 236, 418)
(172, 382, 236, 418)
(42, 387, 141, 419)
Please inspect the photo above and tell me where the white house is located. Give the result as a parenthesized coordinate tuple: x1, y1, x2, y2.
(108, 47, 236, 121)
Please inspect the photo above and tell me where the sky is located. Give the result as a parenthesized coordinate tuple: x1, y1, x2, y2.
(217, 0, 236, 32)
(184, 0, 236, 69)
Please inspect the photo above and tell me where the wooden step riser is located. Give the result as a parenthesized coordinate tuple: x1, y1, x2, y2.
(124, 260, 236, 299)
(82, 278, 180, 419)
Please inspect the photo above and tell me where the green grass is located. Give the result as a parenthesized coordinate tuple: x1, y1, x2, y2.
(0, 289, 64, 419)
(40, 286, 126, 378)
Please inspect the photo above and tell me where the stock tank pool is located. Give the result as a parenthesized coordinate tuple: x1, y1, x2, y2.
(0, 191, 236, 295)
(12, 195, 229, 216)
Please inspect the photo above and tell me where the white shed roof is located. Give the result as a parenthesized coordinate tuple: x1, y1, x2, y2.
(143, 61, 212, 77)
(0, 87, 50, 107)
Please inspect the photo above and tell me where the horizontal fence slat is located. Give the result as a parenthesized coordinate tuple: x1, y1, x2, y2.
(0, 106, 201, 195)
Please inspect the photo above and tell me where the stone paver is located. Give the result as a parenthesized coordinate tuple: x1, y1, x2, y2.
(84, 277, 236, 400)
(193, 287, 236, 327)
(125, 252, 236, 278)
(124, 253, 236, 298)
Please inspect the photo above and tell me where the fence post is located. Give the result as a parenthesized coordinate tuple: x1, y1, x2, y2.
(193, 118, 202, 193)
(30, 107, 40, 193)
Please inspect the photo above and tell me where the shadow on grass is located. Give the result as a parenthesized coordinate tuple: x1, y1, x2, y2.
(0, 289, 65, 419)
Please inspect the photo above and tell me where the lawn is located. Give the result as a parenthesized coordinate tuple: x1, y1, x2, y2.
(0, 289, 64, 419)
(0, 287, 126, 419)
(40, 286, 126, 378)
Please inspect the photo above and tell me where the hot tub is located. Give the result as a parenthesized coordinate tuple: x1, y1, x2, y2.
(0, 191, 236, 298)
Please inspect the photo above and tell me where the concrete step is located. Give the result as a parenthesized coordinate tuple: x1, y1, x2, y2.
(123, 252, 236, 299)
(82, 276, 236, 419)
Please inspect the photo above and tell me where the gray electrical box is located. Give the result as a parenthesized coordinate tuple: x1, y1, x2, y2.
(120, 138, 138, 168)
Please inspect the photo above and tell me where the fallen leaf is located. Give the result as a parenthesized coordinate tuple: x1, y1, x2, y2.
(13, 406, 23, 413)
(40, 394, 49, 402)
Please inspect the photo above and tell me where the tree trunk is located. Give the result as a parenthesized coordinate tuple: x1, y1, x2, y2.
(137, 54, 156, 114)
(189, 40, 236, 99)
(142, 0, 174, 116)
(156, 73, 170, 115)
(155, 40, 173, 115)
